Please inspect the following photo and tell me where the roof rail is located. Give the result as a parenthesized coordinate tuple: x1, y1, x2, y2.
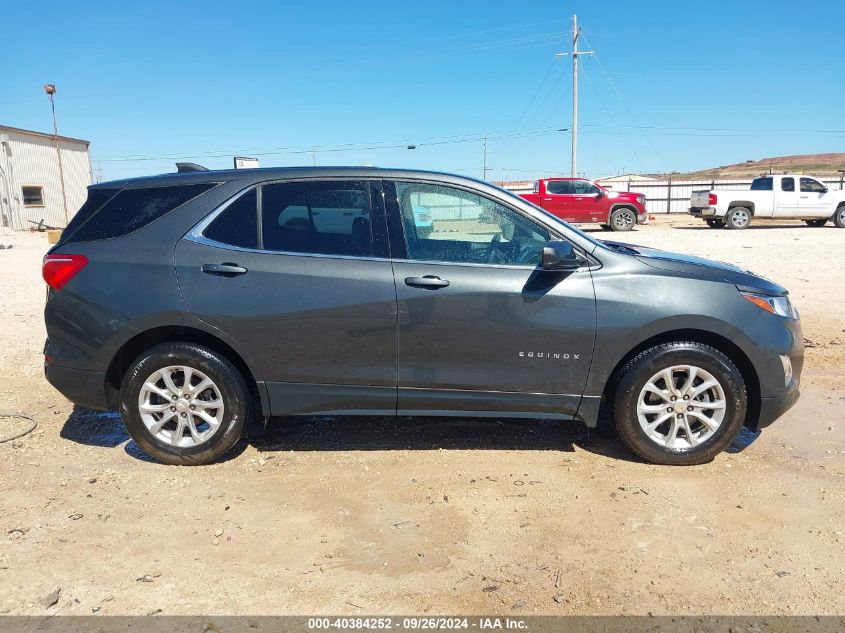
(175, 162, 209, 173)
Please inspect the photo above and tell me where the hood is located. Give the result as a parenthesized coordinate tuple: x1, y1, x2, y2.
(608, 191, 642, 200)
(602, 240, 788, 296)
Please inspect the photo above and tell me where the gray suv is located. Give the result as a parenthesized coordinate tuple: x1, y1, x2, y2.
(43, 167, 802, 465)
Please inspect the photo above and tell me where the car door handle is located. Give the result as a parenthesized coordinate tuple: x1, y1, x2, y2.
(799, 196, 809, 198)
(543, 197, 553, 201)
(201, 263, 248, 276)
(404, 275, 450, 289)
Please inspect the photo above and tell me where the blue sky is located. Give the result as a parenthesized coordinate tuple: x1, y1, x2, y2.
(3, 0, 844, 182)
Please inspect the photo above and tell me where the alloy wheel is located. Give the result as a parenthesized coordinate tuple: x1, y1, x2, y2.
(613, 209, 635, 230)
(138, 366, 225, 448)
(729, 208, 749, 228)
(636, 365, 726, 451)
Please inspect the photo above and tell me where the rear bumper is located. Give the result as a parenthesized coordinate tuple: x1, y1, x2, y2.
(690, 207, 717, 217)
(44, 363, 110, 411)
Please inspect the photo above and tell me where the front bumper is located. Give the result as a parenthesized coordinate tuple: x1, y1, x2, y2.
(45, 363, 110, 411)
(690, 207, 717, 217)
(754, 385, 801, 430)
(735, 311, 804, 431)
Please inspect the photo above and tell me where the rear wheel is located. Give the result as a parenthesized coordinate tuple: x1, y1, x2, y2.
(609, 207, 636, 231)
(706, 218, 726, 228)
(613, 342, 747, 465)
(119, 343, 250, 465)
(805, 219, 827, 227)
(725, 207, 751, 230)
(834, 205, 845, 229)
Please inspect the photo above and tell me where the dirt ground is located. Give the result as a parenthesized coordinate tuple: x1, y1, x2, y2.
(0, 216, 843, 616)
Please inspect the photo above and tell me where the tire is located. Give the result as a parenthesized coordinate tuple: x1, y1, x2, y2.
(834, 205, 845, 229)
(609, 207, 636, 231)
(119, 343, 251, 465)
(805, 219, 827, 227)
(725, 207, 751, 230)
(612, 341, 747, 465)
(705, 218, 725, 229)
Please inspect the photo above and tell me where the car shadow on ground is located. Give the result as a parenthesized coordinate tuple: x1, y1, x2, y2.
(59, 406, 644, 465)
(672, 224, 820, 231)
(248, 415, 640, 461)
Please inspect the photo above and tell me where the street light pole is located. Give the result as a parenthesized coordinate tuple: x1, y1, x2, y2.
(44, 84, 69, 224)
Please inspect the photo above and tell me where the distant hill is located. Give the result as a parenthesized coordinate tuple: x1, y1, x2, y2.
(653, 153, 845, 180)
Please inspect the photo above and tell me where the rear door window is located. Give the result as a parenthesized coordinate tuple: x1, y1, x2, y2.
(203, 188, 258, 249)
(750, 177, 773, 191)
(546, 181, 573, 195)
(260, 181, 374, 257)
(781, 177, 795, 192)
(65, 183, 217, 242)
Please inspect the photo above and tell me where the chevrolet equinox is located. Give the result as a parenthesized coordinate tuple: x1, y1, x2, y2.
(43, 167, 803, 465)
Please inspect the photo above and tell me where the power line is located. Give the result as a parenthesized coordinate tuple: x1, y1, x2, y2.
(581, 123, 845, 134)
(513, 57, 559, 130)
(579, 31, 666, 172)
(96, 127, 571, 163)
(352, 19, 566, 52)
(580, 58, 649, 173)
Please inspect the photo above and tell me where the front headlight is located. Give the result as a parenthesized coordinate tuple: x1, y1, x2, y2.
(637, 195, 646, 204)
(740, 291, 798, 319)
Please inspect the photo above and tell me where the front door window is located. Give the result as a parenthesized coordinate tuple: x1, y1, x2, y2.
(395, 182, 550, 267)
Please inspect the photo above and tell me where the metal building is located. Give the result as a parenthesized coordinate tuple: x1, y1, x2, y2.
(0, 124, 92, 231)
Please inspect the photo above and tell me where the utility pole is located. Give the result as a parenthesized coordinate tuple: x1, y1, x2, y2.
(43, 84, 69, 224)
(556, 16, 593, 177)
(482, 133, 488, 181)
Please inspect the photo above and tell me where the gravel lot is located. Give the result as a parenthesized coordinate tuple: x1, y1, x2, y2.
(0, 217, 843, 616)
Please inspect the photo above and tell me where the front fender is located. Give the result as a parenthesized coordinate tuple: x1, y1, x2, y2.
(582, 264, 764, 399)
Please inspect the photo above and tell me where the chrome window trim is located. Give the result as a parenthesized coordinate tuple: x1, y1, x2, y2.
(186, 182, 599, 271)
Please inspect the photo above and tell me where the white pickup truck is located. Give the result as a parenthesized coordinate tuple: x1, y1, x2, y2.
(689, 174, 845, 229)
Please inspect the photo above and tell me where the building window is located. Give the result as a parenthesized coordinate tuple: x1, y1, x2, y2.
(22, 186, 44, 207)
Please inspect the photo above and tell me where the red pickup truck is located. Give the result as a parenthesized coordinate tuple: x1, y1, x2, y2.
(520, 178, 647, 231)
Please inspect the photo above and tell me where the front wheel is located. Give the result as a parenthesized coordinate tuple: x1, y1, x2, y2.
(613, 342, 747, 465)
(834, 205, 845, 229)
(725, 207, 751, 230)
(609, 207, 636, 231)
(706, 218, 726, 229)
(805, 219, 827, 227)
(119, 343, 251, 465)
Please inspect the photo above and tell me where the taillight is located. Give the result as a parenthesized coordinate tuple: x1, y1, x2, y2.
(42, 254, 88, 291)
(708, 193, 718, 206)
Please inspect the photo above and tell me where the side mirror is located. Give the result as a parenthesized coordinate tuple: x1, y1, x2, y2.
(822, 187, 829, 194)
(541, 240, 582, 271)
(595, 189, 605, 199)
